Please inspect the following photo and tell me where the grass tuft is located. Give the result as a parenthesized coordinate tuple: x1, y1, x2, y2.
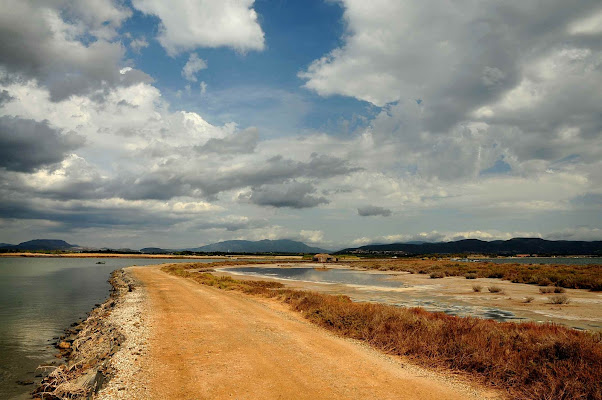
(548, 295, 570, 305)
(487, 286, 504, 293)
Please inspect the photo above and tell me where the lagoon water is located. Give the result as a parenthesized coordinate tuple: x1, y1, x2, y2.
(222, 266, 405, 288)
(0, 257, 220, 400)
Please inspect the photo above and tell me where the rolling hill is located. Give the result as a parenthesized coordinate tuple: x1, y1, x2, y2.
(337, 238, 602, 256)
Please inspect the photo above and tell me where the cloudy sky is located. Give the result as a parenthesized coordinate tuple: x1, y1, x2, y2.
(1, 0, 601, 250)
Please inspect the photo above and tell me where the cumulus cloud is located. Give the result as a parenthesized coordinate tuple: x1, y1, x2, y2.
(0, 0, 152, 101)
(130, 37, 149, 53)
(131, 0, 265, 55)
(0, 116, 84, 172)
(182, 53, 207, 82)
(300, 0, 602, 192)
(241, 181, 329, 209)
(351, 230, 544, 247)
(357, 205, 392, 217)
(300, 229, 325, 244)
(2, 1, 601, 248)
(197, 127, 259, 154)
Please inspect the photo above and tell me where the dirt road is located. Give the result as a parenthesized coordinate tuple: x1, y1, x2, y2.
(132, 266, 502, 400)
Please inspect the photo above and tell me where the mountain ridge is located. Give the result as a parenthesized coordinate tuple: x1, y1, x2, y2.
(337, 238, 602, 255)
(185, 239, 329, 254)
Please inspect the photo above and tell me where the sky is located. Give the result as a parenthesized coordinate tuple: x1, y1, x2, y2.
(1, 0, 602, 250)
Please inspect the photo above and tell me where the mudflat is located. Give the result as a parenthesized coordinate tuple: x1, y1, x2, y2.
(131, 266, 502, 400)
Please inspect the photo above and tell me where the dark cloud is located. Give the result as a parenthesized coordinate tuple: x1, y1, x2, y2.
(0, 116, 84, 172)
(196, 128, 259, 154)
(357, 205, 392, 217)
(241, 182, 329, 209)
(0, 1, 147, 101)
(0, 90, 14, 107)
(188, 218, 268, 232)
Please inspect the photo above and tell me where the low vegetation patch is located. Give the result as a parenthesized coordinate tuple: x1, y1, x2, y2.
(548, 295, 570, 305)
(346, 259, 602, 291)
(487, 285, 504, 293)
(164, 262, 602, 400)
(524, 296, 535, 303)
(472, 284, 483, 292)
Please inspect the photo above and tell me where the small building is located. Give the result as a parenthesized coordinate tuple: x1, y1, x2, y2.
(313, 253, 338, 263)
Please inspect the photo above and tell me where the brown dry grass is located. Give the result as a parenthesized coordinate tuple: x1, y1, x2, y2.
(163, 263, 602, 400)
(344, 259, 602, 291)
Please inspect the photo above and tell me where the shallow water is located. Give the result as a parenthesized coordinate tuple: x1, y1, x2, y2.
(0, 257, 222, 400)
(222, 266, 405, 288)
(221, 266, 526, 323)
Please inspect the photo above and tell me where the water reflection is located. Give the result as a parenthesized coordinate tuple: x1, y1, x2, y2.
(222, 266, 405, 288)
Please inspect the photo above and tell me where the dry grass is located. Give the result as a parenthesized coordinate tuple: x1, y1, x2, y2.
(524, 296, 535, 303)
(345, 259, 602, 291)
(164, 263, 602, 400)
(548, 295, 570, 305)
(487, 286, 504, 293)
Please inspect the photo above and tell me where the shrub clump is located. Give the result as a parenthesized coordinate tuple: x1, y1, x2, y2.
(429, 271, 445, 279)
(549, 295, 570, 305)
(472, 285, 483, 292)
(465, 273, 478, 279)
(488, 286, 504, 293)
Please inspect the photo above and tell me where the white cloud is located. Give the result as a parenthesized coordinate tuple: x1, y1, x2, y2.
(200, 81, 207, 95)
(131, 0, 265, 55)
(352, 230, 544, 246)
(182, 53, 207, 82)
(130, 37, 149, 53)
(300, 230, 324, 244)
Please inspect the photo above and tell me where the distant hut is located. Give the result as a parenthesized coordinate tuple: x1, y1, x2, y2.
(313, 253, 338, 263)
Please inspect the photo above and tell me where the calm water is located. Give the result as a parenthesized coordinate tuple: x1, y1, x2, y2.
(222, 266, 405, 288)
(479, 257, 602, 265)
(0, 257, 221, 400)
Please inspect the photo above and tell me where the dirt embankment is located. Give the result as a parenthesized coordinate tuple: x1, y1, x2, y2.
(132, 265, 503, 400)
(32, 269, 148, 399)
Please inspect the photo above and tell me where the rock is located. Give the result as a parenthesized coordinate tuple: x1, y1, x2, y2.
(58, 341, 71, 349)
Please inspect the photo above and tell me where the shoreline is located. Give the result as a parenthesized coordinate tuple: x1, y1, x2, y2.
(0, 252, 303, 260)
(32, 268, 148, 399)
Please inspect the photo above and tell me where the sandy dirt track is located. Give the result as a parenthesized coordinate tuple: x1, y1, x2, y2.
(131, 266, 502, 400)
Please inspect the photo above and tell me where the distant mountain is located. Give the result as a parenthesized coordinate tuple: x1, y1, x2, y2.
(0, 243, 14, 248)
(187, 239, 329, 254)
(4, 239, 78, 251)
(337, 238, 602, 256)
(140, 247, 172, 254)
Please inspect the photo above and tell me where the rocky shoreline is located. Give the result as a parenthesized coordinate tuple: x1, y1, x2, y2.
(32, 268, 149, 399)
